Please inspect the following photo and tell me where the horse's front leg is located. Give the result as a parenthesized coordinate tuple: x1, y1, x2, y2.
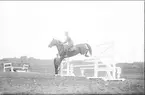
(57, 65, 61, 73)
(54, 64, 58, 75)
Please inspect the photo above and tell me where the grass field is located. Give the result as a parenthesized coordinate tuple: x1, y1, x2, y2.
(0, 59, 144, 94)
(0, 72, 144, 94)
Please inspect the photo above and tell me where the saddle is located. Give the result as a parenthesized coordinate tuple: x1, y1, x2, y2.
(69, 46, 76, 51)
(64, 45, 76, 52)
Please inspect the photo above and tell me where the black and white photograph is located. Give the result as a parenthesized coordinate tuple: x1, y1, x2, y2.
(0, 0, 144, 95)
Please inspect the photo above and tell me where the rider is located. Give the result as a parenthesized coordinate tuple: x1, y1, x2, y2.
(63, 31, 75, 51)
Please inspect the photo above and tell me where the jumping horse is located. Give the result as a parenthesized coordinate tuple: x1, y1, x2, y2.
(48, 38, 92, 75)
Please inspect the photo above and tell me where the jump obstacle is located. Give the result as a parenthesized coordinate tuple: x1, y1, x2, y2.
(59, 42, 125, 81)
(59, 57, 124, 81)
(3, 63, 14, 72)
(3, 63, 29, 72)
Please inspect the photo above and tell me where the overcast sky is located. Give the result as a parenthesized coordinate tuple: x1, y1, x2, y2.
(0, 1, 144, 63)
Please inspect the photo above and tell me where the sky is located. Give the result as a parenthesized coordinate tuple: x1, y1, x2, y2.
(0, 1, 144, 63)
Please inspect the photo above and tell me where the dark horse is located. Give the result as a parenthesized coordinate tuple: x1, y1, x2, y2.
(48, 38, 92, 75)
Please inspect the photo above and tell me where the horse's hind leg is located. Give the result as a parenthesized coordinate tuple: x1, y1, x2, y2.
(85, 50, 89, 57)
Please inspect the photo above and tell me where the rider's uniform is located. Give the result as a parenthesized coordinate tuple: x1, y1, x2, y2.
(63, 35, 74, 51)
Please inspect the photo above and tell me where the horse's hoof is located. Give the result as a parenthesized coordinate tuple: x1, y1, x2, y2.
(54, 74, 58, 76)
(85, 55, 89, 57)
(54, 74, 60, 77)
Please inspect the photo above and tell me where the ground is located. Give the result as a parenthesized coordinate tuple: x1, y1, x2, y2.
(0, 72, 144, 95)
(0, 60, 144, 94)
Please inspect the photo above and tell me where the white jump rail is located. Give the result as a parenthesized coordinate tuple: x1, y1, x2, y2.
(14, 64, 29, 72)
(3, 63, 29, 72)
(16, 64, 29, 72)
(82, 59, 125, 81)
(3, 63, 14, 72)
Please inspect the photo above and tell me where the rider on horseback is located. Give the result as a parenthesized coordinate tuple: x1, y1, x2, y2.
(63, 31, 75, 52)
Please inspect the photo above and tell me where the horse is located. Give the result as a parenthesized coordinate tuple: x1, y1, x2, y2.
(48, 38, 92, 75)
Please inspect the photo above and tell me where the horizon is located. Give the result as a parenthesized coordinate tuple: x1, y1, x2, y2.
(0, 56, 144, 63)
(0, 1, 144, 63)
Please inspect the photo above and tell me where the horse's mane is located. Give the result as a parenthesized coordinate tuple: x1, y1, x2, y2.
(58, 40, 62, 43)
(54, 39, 63, 44)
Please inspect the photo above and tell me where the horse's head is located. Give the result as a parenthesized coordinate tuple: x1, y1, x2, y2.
(48, 38, 63, 48)
(48, 38, 57, 48)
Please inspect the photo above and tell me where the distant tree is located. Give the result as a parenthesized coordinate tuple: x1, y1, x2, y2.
(20, 56, 28, 64)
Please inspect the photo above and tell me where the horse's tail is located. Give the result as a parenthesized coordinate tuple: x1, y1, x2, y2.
(86, 43, 92, 56)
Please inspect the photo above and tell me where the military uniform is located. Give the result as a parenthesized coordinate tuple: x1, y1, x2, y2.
(63, 35, 74, 51)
